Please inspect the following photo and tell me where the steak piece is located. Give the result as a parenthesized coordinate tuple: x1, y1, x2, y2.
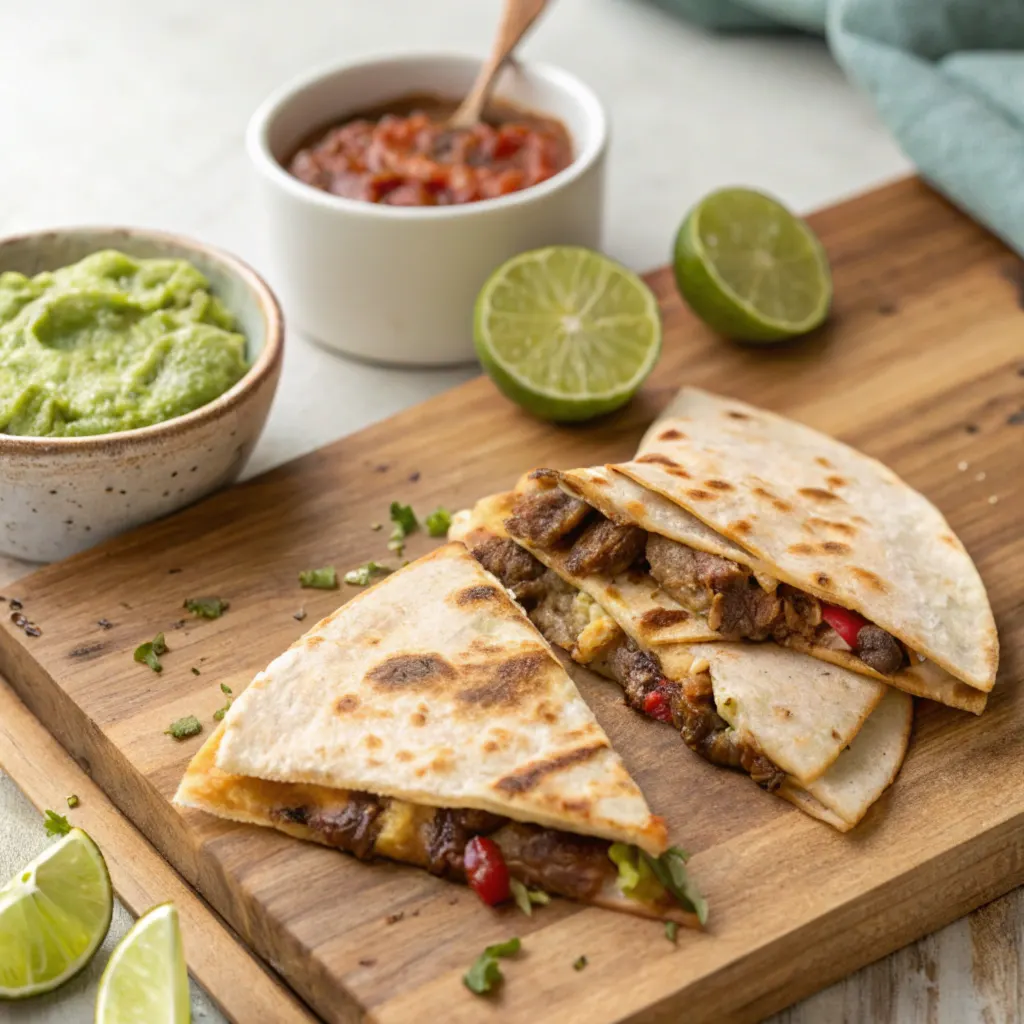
(596, 638, 664, 708)
(506, 488, 590, 548)
(425, 808, 506, 879)
(276, 793, 388, 860)
(470, 536, 547, 604)
(565, 517, 647, 576)
(647, 535, 780, 639)
(494, 822, 615, 901)
(855, 624, 904, 675)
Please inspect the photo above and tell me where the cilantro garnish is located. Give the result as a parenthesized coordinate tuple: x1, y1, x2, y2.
(463, 937, 521, 995)
(509, 878, 550, 917)
(388, 501, 418, 554)
(299, 567, 338, 590)
(573, 955, 588, 971)
(344, 562, 392, 587)
(66, 795, 79, 809)
(665, 921, 678, 943)
(165, 715, 202, 741)
(184, 597, 229, 619)
(425, 507, 452, 538)
(213, 683, 233, 722)
(134, 632, 168, 673)
(43, 810, 71, 837)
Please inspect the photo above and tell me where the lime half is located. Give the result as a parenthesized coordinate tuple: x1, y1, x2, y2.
(673, 188, 832, 342)
(0, 827, 113, 999)
(474, 246, 662, 422)
(96, 902, 189, 1024)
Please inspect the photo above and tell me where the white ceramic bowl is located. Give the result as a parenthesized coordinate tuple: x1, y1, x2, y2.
(0, 228, 283, 563)
(248, 52, 607, 366)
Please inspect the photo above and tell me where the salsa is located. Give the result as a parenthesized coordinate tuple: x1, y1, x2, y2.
(0, 250, 249, 438)
(287, 94, 573, 207)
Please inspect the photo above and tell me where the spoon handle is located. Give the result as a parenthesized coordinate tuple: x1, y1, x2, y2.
(449, 0, 551, 129)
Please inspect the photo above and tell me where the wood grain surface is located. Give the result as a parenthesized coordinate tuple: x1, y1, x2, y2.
(0, 178, 1022, 1024)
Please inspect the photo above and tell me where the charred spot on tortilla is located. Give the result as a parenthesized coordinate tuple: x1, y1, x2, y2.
(640, 608, 691, 629)
(726, 410, 751, 420)
(850, 567, 889, 593)
(686, 488, 716, 501)
(410, 711, 427, 727)
(454, 584, 502, 606)
(816, 573, 832, 588)
(494, 741, 608, 794)
(774, 706, 793, 719)
(528, 468, 560, 483)
(335, 694, 361, 714)
(826, 475, 848, 489)
(729, 519, 753, 535)
(940, 534, 960, 549)
(396, 750, 414, 762)
(788, 542, 814, 556)
(363, 734, 382, 750)
(806, 517, 857, 537)
(799, 487, 844, 503)
(367, 653, 456, 690)
(305, 635, 326, 648)
(815, 456, 834, 469)
(637, 453, 682, 470)
(831, 728, 841, 741)
(704, 479, 734, 492)
(819, 541, 851, 555)
(431, 751, 455, 773)
(456, 651, 551, 709)
(658, 428, 687, 441)
(468, 637, 505, 655)
(482, 739, 500, 752)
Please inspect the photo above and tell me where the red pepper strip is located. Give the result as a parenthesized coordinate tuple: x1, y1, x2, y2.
(820, 603, 869, 648)
(642, 688, 674, 724)
(464, 835, 511, 907)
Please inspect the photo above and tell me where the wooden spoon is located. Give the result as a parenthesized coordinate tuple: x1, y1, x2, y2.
(448, 0, 551, 130)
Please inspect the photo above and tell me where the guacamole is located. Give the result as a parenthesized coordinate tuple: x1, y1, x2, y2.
(0, 249, 250, 437)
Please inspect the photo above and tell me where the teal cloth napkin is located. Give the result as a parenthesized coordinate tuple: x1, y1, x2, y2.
(654, 0, 1024, 256)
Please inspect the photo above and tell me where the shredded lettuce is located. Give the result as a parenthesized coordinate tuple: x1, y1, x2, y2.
(608, 843, 708, 925)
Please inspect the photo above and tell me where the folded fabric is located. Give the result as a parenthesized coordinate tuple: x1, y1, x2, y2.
(650, 0, 1024, 256)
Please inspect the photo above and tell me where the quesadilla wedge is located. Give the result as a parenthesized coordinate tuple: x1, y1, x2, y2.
(604, 387, 996, 711)
(176, 543, 704, 926)
(451, 489, 912, 830)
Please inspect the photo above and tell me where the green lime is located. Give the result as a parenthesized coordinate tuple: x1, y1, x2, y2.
(474, 246, 662, 422)
(0, 827, 113, 999)
(673, 188, 832, 342)
(95, 902, 189, 1024)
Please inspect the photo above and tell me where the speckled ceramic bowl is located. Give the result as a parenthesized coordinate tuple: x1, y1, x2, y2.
(0, 227, 283, 563)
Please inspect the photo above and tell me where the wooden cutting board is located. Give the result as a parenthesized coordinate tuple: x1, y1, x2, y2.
(1, 178, 1021, 1024)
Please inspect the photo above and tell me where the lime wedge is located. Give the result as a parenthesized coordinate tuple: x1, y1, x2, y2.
(474, 246, 662, 422)
(673, 188, 832, 342)
(0, 827, 113, 999)
(96, 902, 189, 1024)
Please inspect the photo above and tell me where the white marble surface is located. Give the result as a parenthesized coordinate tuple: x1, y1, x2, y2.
(0, 1, 928, 1021)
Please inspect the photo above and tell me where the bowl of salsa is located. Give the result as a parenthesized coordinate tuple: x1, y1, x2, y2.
(248, 53, 607, 365)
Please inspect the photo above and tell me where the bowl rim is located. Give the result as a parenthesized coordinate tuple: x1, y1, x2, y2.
(0, 225, 284, 454)
(246, 50, 609, 221)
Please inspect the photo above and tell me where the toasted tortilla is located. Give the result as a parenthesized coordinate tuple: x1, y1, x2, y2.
(452, 495, 886, 790)
(215, 542, 666, 855)
(616, 387, 997, 693)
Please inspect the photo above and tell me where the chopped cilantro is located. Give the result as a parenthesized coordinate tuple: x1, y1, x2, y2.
(388, 501, 418, 554)
(573, 955, 588, 971)
(165, 715, 202, 741)
(509, 878, 550, 916)
(212, 683, 233, 722)
(344, 561, 392, 587)
(134, 632, 168, 673)
(299, 567, 338, 590)
(43, 810, 71, 837)
(184, 597, 229, 619)
(665, 921, 678, 943)
(463, 938, 521, 995)
(220, 683, 232, 695)
(425, 507, 452, 537)
(66, 795, 79, 809)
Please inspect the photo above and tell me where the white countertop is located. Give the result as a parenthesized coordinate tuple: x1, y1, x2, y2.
(0, 1, 925, 1021)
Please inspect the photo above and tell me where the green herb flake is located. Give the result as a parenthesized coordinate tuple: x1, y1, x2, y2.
(66, 795, 79, 809)
(573, 955, 588, 971)
(665, 921, 678, 943)
(387, 501, 419, 554)
(165, 715, 202, 741)
(463, 937, 521, 995)
(43, 810, 71, 837)
(184, 597, 229, 619)
(509, 878, 549, 917)
(299, 567, 338, 590)
(220, 683, 232, 695)
(344, 561, 393, 587)
(134, 632, 168, 673)
(609, 844, 707, 925)
(425, 507, 452, 538)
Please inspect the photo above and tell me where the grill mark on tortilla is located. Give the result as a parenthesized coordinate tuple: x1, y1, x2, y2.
(367, 653, 456, 690)
(799, 487, 844, 503)
(636, 453, 689, 479)
(658, 428, 686, 441)
(364, 734, 382, 750)
(807, 517, 857, 537)
(726, 410, 751, 420)
(752, 485, 793, 513)
(335, 694, 360, 713)
(396, 750, 414, 762)
(687, 488, 715, 501)
(940, 534, 960, 549)
(816, 456, 834, 469)
(816, 573, 832, 587)
(788, 542, 814, 556)
(826, 475, 848, 489)
(494, 741, 608, 794)
(640, 608, 691, 629)
(704, 479, 734, 491)
(410, 712, 427, 726)
(820, 541, 851, 554)
(454, 584, 501, 605)
(729, 519, 753, 535)
(851, 567, 889, 592)
(456, 651, 551, 709)
(831, 728, 841, 740)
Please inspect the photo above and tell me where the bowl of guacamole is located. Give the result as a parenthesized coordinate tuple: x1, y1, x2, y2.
(0, 227, 283, 562)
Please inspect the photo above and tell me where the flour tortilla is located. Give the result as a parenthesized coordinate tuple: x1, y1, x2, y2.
(617, 387, 997, 694)
(452, 495, 886, 788)
(214, 542, 666, 855)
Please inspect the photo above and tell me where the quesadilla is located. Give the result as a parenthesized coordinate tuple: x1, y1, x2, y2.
(589, 387, 997, 712)
(175, 543, 705, 926)
(451, 489, 913, 831)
